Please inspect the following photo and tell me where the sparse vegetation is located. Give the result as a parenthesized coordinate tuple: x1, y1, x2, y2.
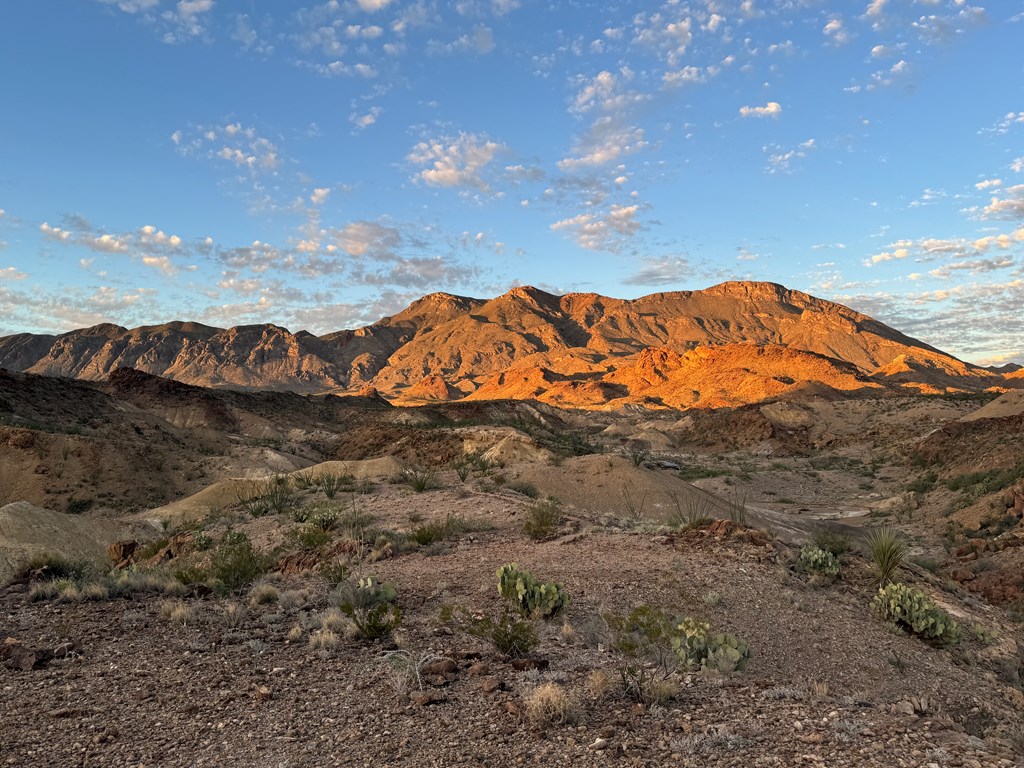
(812, 529, 852, 558)
(667, 492, 715, 530)
(399, 466, 441, 493)
(506, 479, 540, 498)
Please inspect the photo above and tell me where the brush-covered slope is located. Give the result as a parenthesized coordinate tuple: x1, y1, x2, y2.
(0, 281, 1003, 406)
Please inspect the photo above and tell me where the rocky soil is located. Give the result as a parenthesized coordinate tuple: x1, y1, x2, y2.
(3, 476, 1023, 767)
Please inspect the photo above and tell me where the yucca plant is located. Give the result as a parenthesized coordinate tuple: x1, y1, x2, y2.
(865, 526, 908, 586)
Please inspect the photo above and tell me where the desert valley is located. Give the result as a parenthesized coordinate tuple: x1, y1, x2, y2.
(2, 281, 1023, 767)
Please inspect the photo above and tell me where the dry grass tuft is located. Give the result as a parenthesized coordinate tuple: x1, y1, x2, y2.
(524, 683, 577, 727)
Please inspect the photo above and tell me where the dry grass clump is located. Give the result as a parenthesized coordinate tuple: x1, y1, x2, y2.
(309, 628, 342, 655)
(221, 602, 248, 629)
(248, 584, 280, 608)
(524, 683, 577, 727)
(585, 669, 616, 701)
(158, 599, 196, 626)
(278, 589, 310, 611)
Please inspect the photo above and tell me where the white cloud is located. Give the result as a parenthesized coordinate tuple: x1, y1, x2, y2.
(739, 101, 782, 118)
(310, 187, 331, 206)
(408, 132, 506, 190)
(870, 44, 894, 58)
(429, 25, 495, 55)
(823, 17, 849, 45)
(160, 0, 214, 43)
(551, 203, 642, 252)
(622, 256, 692, 286)
(0, 267, 27, 281)
(975, 178, 1002, 190)
(40, 222, 71, 242)
(557, 118, 646, 170)
(357, 0, 394, 10)
(175, 123, 281, 173)
(95, 0, 159, 13)
(765, 138, 816, 173)
(350, 106, 382, 130)
(980, 185, 1024, 220)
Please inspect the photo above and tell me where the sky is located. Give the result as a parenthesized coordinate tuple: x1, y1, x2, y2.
(0, 1, 1022, 365)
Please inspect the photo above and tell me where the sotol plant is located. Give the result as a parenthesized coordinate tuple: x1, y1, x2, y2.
(865, 526, 908, 586)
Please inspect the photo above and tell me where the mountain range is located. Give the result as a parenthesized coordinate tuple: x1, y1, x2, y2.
(0, 281, 1012, 409)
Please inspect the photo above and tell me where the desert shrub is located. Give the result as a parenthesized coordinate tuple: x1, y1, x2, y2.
(292, 471, 315, 490)
(812, 529, 852, 558)
(28, 582, 60, 602)
(798, 546, 841, 577)
(80, 581, 111, 601)
(627, 443, 650, 467)
(496, 563, 570, 619)
(507, 480, 540, 499)
(462, 608, 539, 657)
(332, 577, 401, 640)
(622, 484, 648, 521)
(453, 459, 473, 482)
(667, 492, 714, 530)
(523, 499, 562, 540)
(865, 527, 908, 586)
(318, 559, 350, 587)
(308, 508, 342, 532)
(285, 525, 332, 552)
(66, 498, 94, 515)
(727, 492, 748, 526)
(525, 683, 577, 727)
(108, 568, 188, 597)
(410, 513, 491, 546)
(871, 583, 961, 646)
(907, 472, 938, 494)
(209, 532, 266, 594)
(399, 467, 440, 493)
(15, 553, 92, 582)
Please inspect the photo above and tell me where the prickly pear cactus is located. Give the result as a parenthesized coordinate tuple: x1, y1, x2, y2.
(871, 582, 961, 646)
(496, 563, 570, 619)
(798, 545, 841, 576)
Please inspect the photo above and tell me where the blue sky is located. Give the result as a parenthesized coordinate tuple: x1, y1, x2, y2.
(1, 1, 1022, 364)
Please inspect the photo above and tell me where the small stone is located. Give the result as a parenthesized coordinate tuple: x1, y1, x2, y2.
(468, 661, 490, 677)
(591, 738, 608, 751)
(794, 720, 803, 731)
(480, 677, 502, 693)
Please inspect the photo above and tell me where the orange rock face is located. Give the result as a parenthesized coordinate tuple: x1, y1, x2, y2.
(0, 281, 1007, 409)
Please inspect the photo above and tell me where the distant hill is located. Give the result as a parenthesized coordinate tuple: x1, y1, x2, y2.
(0, 281, 1006, 409)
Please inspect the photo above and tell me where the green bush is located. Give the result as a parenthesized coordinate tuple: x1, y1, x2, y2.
(523, 499, 562, 540)
(812, 529, 852, 557)
(871, 583, 961, 646)
(285, 525, 332, 551)
(798, 545, 841, 577)
(332, 576, 401, 640)
(672, 616, 750, 673)
(209, 532, 266, 594)
(865, 527, 908, 586)
(463, 608, 539, 657)
(496, 563, 570, 619)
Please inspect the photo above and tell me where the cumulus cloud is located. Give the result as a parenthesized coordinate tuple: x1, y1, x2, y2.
(0, 267, 27, 281)
(866, 226, 1024, 266)
(632, 12, 693, 66)
(350, 105, 382, 130)
(570, 69, 649, 114)
(408, 132, 506, 190)
(160, 0, 215, 43)
(357, 0, 394, 11)
(331, 221, 403, 258)
(310, 187, 331, 205)
(975, 178, 1002, 190)
(980, 185, 1024, 220)
(557, 118, 647, 170)
(823, 17, 849, 45)
(739, 101, 782, 118)
(551, 203, 642, 252)
(175, 122, 281, 173)
(765, 138, 816, 174)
